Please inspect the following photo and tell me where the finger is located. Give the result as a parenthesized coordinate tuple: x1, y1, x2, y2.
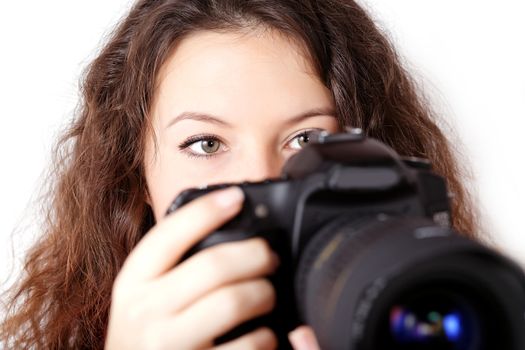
(289, 326, 320, 350)
(212, 327, 277, 350)
(167, 279, 276, 349)
(119, 187, 244, 283)
(151, 237, 279, 313)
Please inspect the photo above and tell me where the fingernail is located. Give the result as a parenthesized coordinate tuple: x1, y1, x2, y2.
(214, 187, 244, 208)
(289, 329, 309, 350)
(289, 327, 319, 350)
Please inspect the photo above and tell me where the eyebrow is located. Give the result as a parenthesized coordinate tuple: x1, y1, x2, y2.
(166, 107, 336, 129)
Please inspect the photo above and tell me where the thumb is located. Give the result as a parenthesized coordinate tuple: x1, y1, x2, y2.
(288, 325, 320, 350)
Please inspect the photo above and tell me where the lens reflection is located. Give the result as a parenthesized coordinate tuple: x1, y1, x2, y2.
(390, 306, 464, 343)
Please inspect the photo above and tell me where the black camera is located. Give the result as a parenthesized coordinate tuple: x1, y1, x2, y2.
(167, 131, 525, 350)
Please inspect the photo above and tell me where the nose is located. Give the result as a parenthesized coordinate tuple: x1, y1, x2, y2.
(229, 150, 284, 183)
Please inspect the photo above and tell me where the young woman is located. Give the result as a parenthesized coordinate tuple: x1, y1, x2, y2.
(1, 0, 478, 348)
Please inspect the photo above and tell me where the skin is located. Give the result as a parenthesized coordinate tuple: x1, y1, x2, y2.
(106, 28, 339, 349)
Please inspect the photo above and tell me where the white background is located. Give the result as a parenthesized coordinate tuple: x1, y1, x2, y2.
(1, 1, 524, 292)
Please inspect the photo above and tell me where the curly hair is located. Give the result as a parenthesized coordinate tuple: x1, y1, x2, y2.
(1, 0, 479, 348)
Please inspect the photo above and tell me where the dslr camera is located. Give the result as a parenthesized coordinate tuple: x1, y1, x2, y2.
(167, 130, 525, 350)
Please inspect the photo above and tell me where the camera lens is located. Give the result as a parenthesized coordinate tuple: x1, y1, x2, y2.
(295, 215, 525, 350)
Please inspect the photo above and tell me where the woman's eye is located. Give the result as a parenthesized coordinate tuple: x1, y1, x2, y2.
(189, 139, 221, 154)
(178, 135, 224, 159)
(287, 129, 320, 150)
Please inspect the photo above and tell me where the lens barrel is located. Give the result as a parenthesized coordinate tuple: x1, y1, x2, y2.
(295, 216, 525, 350)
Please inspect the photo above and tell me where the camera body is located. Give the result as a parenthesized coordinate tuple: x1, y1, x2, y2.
(167, 132, 525, 349)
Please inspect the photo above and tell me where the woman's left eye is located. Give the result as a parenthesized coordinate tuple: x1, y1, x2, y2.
(287, 129, 321, 150)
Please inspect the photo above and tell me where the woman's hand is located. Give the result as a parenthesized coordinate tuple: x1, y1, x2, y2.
(105, 187, 281, 349)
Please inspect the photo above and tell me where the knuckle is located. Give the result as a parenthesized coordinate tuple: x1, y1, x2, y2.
(112, 286, 158, 322)
(202, 248, 228, 277)
(259, 328, 278, 350)
(201, 195, 219, 212)
(255, 237, 272, 253)
(119, 303, 146, 325)
(249, 238, 274, 267)
(220, 288, 245, 318)
(258, 279, 276, 309)
(245, 337, 262, 349)
(246, 328, 277, 350)
(124, 294, 153, 321)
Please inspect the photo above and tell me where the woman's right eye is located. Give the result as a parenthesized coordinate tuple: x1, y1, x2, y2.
(189, 139, 221, 154)
(178, 134, 225, 159)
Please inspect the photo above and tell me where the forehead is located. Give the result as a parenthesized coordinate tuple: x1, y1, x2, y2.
(152, 29, 333, 127)
(156, 28, 318, 85)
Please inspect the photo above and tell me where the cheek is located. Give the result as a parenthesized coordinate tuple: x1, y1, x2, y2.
(144, 141, 182, 221)
(145, 148, 225, 221)
(146, 161, 190, 221)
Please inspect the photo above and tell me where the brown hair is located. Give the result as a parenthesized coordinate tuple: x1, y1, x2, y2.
(1, 0, 478, 348)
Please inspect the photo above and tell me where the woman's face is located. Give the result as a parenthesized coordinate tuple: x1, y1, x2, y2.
(144, 29, 340, 221)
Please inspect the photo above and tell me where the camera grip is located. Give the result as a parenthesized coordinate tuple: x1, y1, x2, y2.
(182, 229, 298, 349)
